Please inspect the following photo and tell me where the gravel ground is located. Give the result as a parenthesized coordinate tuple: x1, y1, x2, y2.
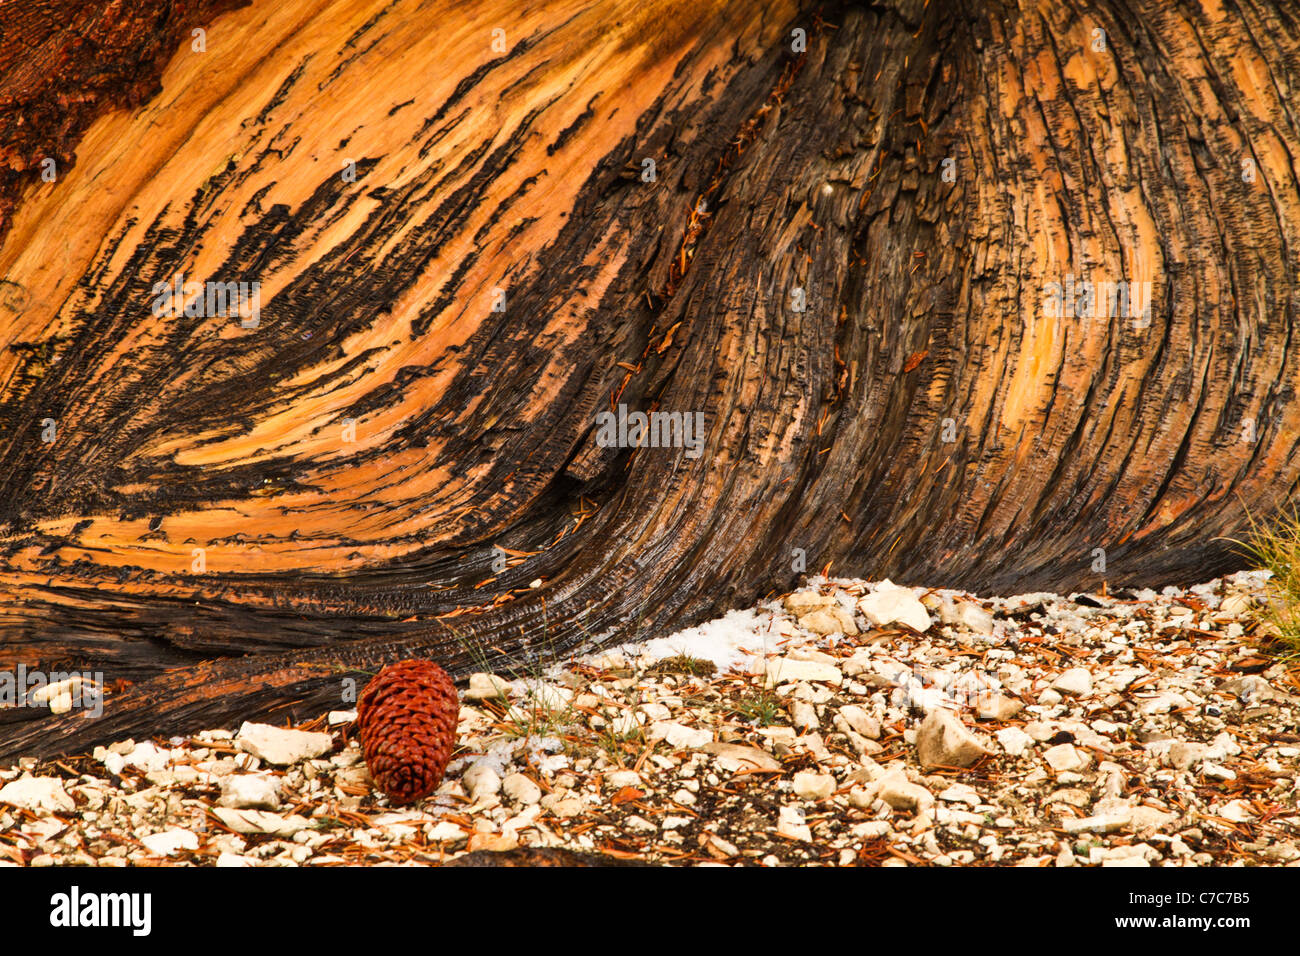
(3, 570, 1299, 867)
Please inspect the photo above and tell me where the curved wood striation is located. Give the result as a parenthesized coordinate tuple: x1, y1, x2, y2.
(1, 0, 1298, 758)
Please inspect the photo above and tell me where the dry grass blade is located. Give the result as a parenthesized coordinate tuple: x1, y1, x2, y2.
(1226, 504, 1300, 659)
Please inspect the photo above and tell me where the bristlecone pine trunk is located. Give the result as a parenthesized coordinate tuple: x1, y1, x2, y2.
(1, 0, 1298, 760)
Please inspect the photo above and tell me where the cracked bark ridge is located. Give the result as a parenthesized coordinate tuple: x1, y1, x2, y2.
(0, 0, 1298, 759)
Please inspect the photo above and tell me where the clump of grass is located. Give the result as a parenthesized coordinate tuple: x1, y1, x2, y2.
(1232, 504, 1300, 657)
(731, 685, 783, 727)
(647, 654, 717, 678)
(498, 687, 576, 740)
(596, 720, 646, 762)
(457, 616, 577, 740)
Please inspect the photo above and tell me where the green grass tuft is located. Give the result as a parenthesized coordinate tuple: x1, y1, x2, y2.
(647, 654, 717, 678)
(1232, 504, 1300, 658)
(730, 685, 783, 727)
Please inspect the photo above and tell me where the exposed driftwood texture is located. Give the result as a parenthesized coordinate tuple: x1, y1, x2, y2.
(1, 0, 1298, 758)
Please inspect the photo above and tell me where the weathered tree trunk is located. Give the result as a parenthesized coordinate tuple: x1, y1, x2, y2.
(1, 0, 1298, 759)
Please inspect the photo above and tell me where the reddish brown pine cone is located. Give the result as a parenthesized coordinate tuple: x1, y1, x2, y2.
(356, 659, 459, 804)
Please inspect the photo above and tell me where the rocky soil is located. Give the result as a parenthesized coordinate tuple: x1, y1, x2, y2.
(3, 571, 1299, 867)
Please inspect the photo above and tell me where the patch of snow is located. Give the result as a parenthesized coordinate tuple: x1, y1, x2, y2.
(590, 607, 778, 674)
